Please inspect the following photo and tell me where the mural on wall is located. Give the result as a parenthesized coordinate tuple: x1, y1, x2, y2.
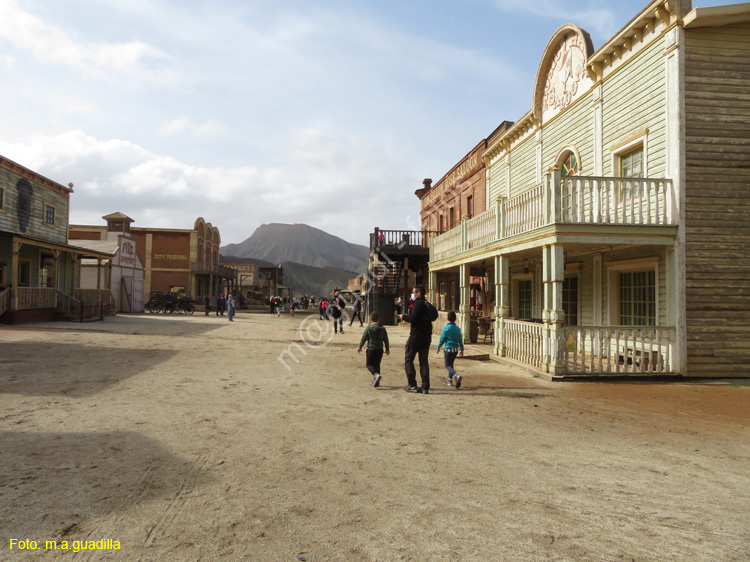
(16, 178, 33, 233)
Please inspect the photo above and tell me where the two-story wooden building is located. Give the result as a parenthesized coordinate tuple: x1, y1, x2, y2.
(427, 0, 750, 378)
(0, 155, 115, 323)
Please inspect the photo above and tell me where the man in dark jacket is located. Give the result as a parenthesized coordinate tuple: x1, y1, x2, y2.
(400, 284, 432, 394)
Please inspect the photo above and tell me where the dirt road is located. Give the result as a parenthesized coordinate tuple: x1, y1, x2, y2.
(1, 311, 748, 561)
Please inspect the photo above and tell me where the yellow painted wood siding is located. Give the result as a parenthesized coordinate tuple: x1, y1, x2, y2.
(487, 160, 506, 202)
(684, 23, 750, 377)
(508, 135, 536, 198)
(602, 38, 667, 178)
(541, 91, 595, 174)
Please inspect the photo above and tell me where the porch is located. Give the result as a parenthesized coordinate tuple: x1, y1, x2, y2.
(1, 287, 115, 323)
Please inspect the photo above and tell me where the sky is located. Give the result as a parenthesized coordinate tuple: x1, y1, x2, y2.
(0, 0, 730, 247)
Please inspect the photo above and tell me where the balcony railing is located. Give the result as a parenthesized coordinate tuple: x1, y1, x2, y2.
(370, 229, 442, 251)
(192, 262, 238, 279)
(430, 172, 676, 261)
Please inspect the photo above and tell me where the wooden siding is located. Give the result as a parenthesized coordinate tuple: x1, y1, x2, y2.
(684, 23, 750, 377)
(487, 160, 506, 203)
(541, 90, 595, 175)
(508, 135, 536, 198)
(601, 38, 667, 178)
(0, 166, 69, 245)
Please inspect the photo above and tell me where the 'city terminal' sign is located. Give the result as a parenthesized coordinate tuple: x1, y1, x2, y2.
(153, 254, 188, 260)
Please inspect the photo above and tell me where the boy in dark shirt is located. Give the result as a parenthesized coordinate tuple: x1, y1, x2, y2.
(357, 312, 390, 387)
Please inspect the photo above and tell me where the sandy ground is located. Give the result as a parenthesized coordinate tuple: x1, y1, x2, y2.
(1, 310, 749, 562)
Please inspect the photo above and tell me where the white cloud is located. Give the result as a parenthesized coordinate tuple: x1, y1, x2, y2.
(488, 0, 620, 38)
(0, 128, 416, 245)
(0, 0, 177, 83)
(157, 117, 227, 140)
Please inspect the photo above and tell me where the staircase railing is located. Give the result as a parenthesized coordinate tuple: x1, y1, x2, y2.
(57, 291, 84, 322)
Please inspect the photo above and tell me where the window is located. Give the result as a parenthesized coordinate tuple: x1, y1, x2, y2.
(561, 152, 580, 177)
(563, 274, 578, 326)
(448, 207, 455, 230)
(619, 270, 655, 326)
(518, 279, 532, 320)
(467, 195, 474, 218)
(620, 146, 644, 178)
(439, 281, 446, 310)
(0, 186, 4, 211)
(44, 204, 56, 225)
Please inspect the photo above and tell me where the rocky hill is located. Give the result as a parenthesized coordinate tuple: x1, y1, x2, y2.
(221, 223, 369, 272)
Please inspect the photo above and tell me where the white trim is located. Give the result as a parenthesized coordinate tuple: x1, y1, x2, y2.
(610, 132, 648, 178)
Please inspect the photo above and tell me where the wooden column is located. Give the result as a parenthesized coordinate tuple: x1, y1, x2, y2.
(494, 254, 509, 356)
(459, 263, 471, 343)
(11, 238, 20, 311)
(543, 244, 565, 374)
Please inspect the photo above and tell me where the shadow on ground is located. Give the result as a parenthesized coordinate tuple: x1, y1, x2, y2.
(0, 430, 215, 540)
(0, 342, 176, 397)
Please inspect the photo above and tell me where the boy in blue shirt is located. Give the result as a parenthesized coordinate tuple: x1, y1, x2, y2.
(436, 311, 464, 388)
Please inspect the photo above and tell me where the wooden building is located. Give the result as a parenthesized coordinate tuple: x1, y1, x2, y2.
(0, 155, 115, 324)
(70, 216, 237, 302)
(427, 0, 750, 378)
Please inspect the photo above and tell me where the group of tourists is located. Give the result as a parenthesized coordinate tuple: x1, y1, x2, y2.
(358, 284, 464, 393)
(204, 293, 237, 321)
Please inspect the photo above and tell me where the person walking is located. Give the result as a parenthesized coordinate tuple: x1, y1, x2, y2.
(436, 311, 464, 388)
(320, 297, 328, 320)
(349, 295, 364, 327)
(204, 294, 211, 316)
(400, 284, 433, 394)
(330, 290, 346, 334)
(357, 311, 390, 388)
(227, 294, 236, 321)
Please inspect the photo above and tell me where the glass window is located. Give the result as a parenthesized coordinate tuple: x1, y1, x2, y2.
(563, 274, 578, 326)
(44, 204, 55, 225)
(619, 146, 644, 201)
(619, 270, 655, 326)
(518, 279, 532, 320)
(467, 196, 474, 218)
(561, 152, 580, 177)
(620, 146, 644, 178)
(439, 282, 446, 310)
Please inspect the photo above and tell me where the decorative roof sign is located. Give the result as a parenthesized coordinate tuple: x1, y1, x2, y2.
(533, 25, 595, 124)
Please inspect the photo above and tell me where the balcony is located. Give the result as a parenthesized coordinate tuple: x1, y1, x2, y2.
(191, 262, 237, 279)
(431, 173, 676, 262)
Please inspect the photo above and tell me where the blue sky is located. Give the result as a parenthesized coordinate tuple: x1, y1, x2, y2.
(0, 0, 729, 246)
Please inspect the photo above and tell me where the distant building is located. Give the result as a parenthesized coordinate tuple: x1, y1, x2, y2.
(70, 216, 236, 302)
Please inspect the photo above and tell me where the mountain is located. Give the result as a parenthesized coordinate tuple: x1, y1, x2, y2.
(219, 255, 275, 268)
(221, 223, 369, 272)
(279, 261, 358, 297)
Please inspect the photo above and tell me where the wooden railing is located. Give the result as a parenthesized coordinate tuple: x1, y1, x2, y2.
(503, 319, 545, 369)
(429, 173, 676, 261)
(57, 291, 83, 321)
(431, 228, 462, 261)
(15, 288, 57, 310)
(562, 325, 676, 374)
(0, 287, 9, 317)
(505, 183, 546, 237)
(371, 229, 441, 250)
(559, 176, 674, 226)
(466, 206, 497, 249)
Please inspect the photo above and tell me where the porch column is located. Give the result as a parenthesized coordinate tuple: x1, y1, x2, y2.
(11, 238, 20, 311)
(494, 254, 510, 356)
(428, 269, 437, 307)
(96, 258, 102, 289)
(543, 244, 565, 374)
(459, 263, 471, 344)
